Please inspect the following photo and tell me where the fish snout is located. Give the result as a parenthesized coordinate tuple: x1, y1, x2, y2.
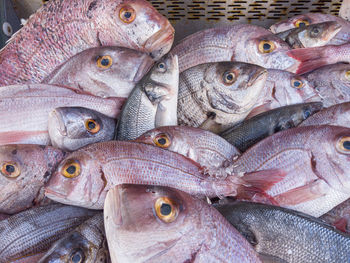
(145, 23, 175, 60)
(248, 68, 268, 87)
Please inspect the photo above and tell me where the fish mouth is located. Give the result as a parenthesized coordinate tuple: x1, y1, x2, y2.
(49, 109, 67, 137)
(248, 69, 268, 87)
(325, 22, 342, 39)
(133, 56, 154, 83)
(45, 187, 68, 201)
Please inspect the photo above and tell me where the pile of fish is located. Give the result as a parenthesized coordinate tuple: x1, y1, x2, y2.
(1, 0, 350, 262)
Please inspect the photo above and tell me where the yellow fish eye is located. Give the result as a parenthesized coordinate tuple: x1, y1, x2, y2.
(291, 78, 305, 89)
(119, 6, 136, 24)
(153, 133, 171, 148)
(85, 119, 100, 134)
(258, 40, 276, 54)
(1, 162, 20, 178)
(154, 197, 179, 223)
(336, 136, 350, 154)
(96, 55, 113, 69)
(222, 71, 237, 85)
(345, 70, 350, 80)
(61, 160, 81, 178)
(295, 19, 310, 28)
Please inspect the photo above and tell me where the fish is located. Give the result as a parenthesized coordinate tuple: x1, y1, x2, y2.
(45, 141, 285, 209)
(320, 198, 350, 234)
(39, 213, 109, 263)
(177, 62, 268, 133)
(215, 201, 350, 263)
(116, 54, 179, 141)
(0, 144, 65, 214)
(0, 84, 124, 146)
(104, 184, 262, 263)
(134, 126, 240, 171)
(220, 102, 323, 152)
(0, 0, 174, 86)
(299, 102, 350, 128)
(0, 204, 97, 263)
(43, 46, 154, 98)
(48, 107, 116, 151)
(302, 63, 350, 107)
(277, 21, 342, 49)
(229, 125, 350, 217)
(270, 13, 350, 46)
(170, 24, 299, 73)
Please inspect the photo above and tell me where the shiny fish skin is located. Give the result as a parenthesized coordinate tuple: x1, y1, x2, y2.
(39, 213, 109, 263)
(0, 144, 65, 214)
(170, 25, 298, 73)
(0, 204, 97, 263)
(215, 201, 350, 263)
(48, 107, 116, 151)
(177, 62, 268, 133)
(221, 102, 323, 152)
(0, 0, 174, 86)
(43, 46, 154, 98)
(104, 185, 262, 263)
(0, 84, 124, 146)
(321, 198, 350, 234)
(116, 54, 179, 141)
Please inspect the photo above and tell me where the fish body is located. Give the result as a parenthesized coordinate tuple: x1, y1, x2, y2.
(321, 198, 350, 234)
(177, 62, 268, 133)
(170, 25, 298, 73)
(0, 204, 96, 263)
(43, 46, 154, 98)
(215, 201, 350, 263)
(104, 184, 262, 263)
(0, 144, 65, 214)
(116, 55, 179, 141)
(0, 0, 174, 86)
(0, 84, 123, 145)
(48, 107, 116, 151)
(221, 102, 323, 152)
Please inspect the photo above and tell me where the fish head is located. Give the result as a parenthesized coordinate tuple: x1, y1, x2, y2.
(93, 0, 174, 60)
(269, 14, 318, 33)
(45, 149, 105, 209)
(104, 184, 200, 262)
(48, 107, 116, 152)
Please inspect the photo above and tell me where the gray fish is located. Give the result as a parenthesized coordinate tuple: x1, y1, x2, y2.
(320, 198, 350, 234)
(116, 54, 179, 141)
(220, 102, 323, 152)
(48, 107, 116, 151)
(215, 201, 350, 263)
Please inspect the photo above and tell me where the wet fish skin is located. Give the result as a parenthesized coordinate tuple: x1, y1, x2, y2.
(321, 198, 350, 234)
(0, 144, 65, 214)
(39, 213, 109, 263)
(104, 184, 262, 263)
(0, 0, 174, 86)
(0, 204, 97, 263)
(43, 46, 154, 98)
(170, 25, 298, 73)
(221, 102, 323, 152)
(215, 201, 350, 263)
(116, 54, 179, 141)
(177, 62, 268, 133)
(48, 107, 116, 151)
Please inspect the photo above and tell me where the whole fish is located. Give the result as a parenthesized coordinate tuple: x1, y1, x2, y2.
(39, 213, 109, 263)
(0, 144, 65, 214)
(0, 204, 97, 263)
(48, 107, 116, 151)
(0, 0, 174, 86)
(116, 54, 179, 141)
(220, 102, 323, 152)
(230, 125, 350, 217)
(177, 62, 268, 133)
(270, 13, 350, 46)
(215, 201, 350, 263)
(104, 184, 262, 263)
(43, 46, 154, 98)
(134, 126, 240, 171)
(170, 24, 299, 73)
(321, 198, 350, 234)
(45, 141, 284, 209)
(299, 102, 350, 127)
(0, 84, 124, 146)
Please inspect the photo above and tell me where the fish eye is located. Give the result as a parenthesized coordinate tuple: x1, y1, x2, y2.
(153, 133, 171, 148)
(157, 62, 167, 73)
(70, 249, 85, 263)
(85, 119, 100, 134)
(96, 55, 113, 69)
(345, 70, 350, 81)
(309, 26, 320, 37)
(303, 109, 311, 119)
(61, 160, 81, 178)
(154, 197, 179, 223)
(258, 40, 276, 54)
(222, 71, 237, 85)
(291, 78, 304, 89)
(119, 6, 136, 23)
(1, 162, 20, 178)
(295, 19, 310, 28)
(336, 136, 350, 154)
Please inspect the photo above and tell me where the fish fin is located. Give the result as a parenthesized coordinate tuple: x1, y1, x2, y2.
(259, 253, 289, 263)
(0, 131, 47, 144)
(333, 218, 349, 233)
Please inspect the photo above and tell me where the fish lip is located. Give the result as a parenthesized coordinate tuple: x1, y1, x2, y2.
(49, 109, 67, 137)
(144, 23, 175, 59)
(44, 187, 68, 200)
(133, 56, 154, 83)
(247, 69, 268, 87)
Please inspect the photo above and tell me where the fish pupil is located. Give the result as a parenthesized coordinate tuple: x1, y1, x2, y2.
(158, 138, 166, 145)
(101, 58, 110, 66)
(226, 73, 233, 81)
(71, 252, 81, 263)
(67, 165, 76, 175)
(343, 141, 350, 150)
(298, 22, 306, 27)
(263, 43, 271, 50)
(124, 11, 132, 19)
(304, 110, 311, 118)
(293, 81, 301, 87)
(88, 121, 96, 130)
(158, 63, 165, 69)
(160, 203, 172, 216)
(6, 165, 14, 173)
